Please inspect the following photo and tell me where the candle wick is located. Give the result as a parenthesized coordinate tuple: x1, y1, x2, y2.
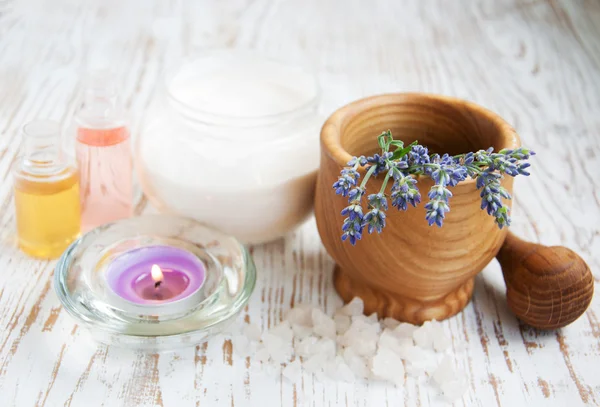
(154, 280, 162, 289)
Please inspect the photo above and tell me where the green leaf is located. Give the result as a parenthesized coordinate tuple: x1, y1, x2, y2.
(391, 140, 418, 160)
(389, 140, 404, 149)
(378, 134, 387, 150)
(377, 130, 394, 152)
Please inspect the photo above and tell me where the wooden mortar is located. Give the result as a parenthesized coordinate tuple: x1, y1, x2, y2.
(314, 93, 593, 329)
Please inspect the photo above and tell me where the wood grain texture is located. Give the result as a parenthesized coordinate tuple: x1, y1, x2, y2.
(498, 232, 594, 329)
(0, 0, 599, 406)
(314, 93, 520, 324)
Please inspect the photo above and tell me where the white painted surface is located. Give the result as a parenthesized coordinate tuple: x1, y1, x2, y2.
(0, 0, 599, 406)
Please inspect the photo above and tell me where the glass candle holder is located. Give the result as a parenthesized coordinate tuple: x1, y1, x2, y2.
(136, 50, 323, 244)
(54, 214, 256, 350)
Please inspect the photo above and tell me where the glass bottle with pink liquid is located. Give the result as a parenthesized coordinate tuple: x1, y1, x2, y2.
(73, 71, 133, 232)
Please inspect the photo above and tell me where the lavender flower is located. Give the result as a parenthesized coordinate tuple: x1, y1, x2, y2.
(424, 182, 453, 227)
(463, 152, 474, 165)
(340, 186, 366, 245)
(391, 176, 421, 211)
(363, 193, 388, 233)
(367, 152, 393, 176)
(341, 204, 364, 245)
(494, 206, 511, 229)
(408, 145, 430, 166)
(517, 162, 531, 176)
(333, 131, 535, 243)
(367, 192, 389, 210)
(425, 199, 450, 227)
(432, 154, 468, 187)
(393, 155, 409, 172)
(332, 168, 359, 196)
(428, 184, 453, 201)
(332, 156, 362, 197)
(501, 147, 535, 160)
(348, 156, 368, 167)
(476, 170, 512, 228)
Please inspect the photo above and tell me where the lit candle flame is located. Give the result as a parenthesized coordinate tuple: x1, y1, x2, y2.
(151, 264, 163, 286)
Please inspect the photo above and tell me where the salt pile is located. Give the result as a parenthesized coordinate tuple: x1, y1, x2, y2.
(231, 297, 467, 402)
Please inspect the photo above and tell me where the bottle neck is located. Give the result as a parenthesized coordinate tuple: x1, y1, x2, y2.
(76, 71, 126, 128)
(18, 120, 70, 177)
(24, 136, 61, 164)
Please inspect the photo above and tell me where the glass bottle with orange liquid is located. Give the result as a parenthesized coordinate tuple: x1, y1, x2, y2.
(13, 121, 81, 258)
(73, 71, 133, 232)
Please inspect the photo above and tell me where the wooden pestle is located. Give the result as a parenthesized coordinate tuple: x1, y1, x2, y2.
(496, 232, 594, 329)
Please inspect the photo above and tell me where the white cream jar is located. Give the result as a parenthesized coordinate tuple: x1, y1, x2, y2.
(136, 51, 322, 244)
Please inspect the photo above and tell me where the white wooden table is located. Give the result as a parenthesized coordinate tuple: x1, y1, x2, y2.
(1, 0, 599, 405)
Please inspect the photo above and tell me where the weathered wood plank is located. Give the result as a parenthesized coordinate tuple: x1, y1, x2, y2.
(0, 0, 598, 406)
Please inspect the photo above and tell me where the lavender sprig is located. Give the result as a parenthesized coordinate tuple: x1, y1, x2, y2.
(332, 130, 535, 244)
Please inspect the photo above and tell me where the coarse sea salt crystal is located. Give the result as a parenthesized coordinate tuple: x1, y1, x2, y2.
(232, 334, 252, 357)
(434, 334, 452, 352)
(337, 297, 364, 317)
(383, 317, 401, 330)
(378, 328, 402, 352)
(398, 345, 435, 364)
(350, 314, 368, 324)
(264, 363, 278, 377)
(405, 362, 426, 378)
(343, 347, 370, 379)
(345, 334, 377, 357)
(409, 357, 438, 377)
(303, 353, 324, 374)
(432, 355, 456, 386)
(413, 321, 435, 349)
(314, 338, 337, 360)
(334, 314, 351, 334)
(324, 356, 355, 382)
(366, 313, 378, 323)
(371, 347, 405, 385)
(269, 320, 294, 342)
(314, 369, 327, 382)
(397, 337, 414, 348)
(291, 323, 313, 339)
(243, 323, 262, 342)
(338, 362, 356, 382)
(324, 359, 337, 379)
(349, 317, 380, 337)
(285, 305, 313, 326)
(262, 331, 293, 364)
(441, 377, 469, 401)
(254, 346, 270, 363)
(394, 322, 418, 338)
(282, 359, 302, 382)
(242, 296, 461, 394)
(269, 345, 293, 364)
(430, 320, 452, 352)
(312, 309, 336, 339)
(433, 355, 468, 401)
(339, 319, 379, 357)
(295, 335, 318, 357)
(261, 330, 285, 348)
